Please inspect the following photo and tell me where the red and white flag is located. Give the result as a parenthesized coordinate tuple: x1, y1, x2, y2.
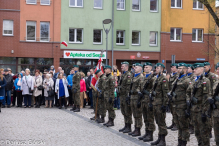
(91, 55, 104, 91)
(61, 41, 68, 47)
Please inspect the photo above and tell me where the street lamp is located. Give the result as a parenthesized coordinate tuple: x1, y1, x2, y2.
(102, 19, 112, 65)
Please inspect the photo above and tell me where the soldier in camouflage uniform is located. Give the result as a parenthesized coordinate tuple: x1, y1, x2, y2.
(212, 63, 219, 146)
(150, 63, 169, 146)
(96, 69, 107, 123)
(171, 63, 190, 146)
(128, 63, 144, 137)
(167, 63, 178, 131)
(71, 65, 81, 112)
(186, 63, 211, 146)
(187, 64, 196, 134)
(138, 62, 156, 142)
(118, 62, 133, 133)
(102, 65, 116, 127)
(204, 62, 217, 138)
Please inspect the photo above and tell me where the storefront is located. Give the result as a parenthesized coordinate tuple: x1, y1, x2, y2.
(61, 51, 107, 75)
(0, 57, 53, 75)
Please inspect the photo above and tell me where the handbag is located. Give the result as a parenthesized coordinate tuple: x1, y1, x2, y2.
(47, 87, 55, 97)
(25, 76, 33, 93)
(35, 77, 43, 90)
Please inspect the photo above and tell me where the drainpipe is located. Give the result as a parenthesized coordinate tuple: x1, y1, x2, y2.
(111, 0, 114, 66)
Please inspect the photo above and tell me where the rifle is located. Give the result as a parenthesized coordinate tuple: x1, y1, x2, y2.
(126, 80, 133, 105)
(185, 73, 204, 118)
(148, 71, 161, 111)
(207, 83, 218, 117)
(137, 73, 156, 108)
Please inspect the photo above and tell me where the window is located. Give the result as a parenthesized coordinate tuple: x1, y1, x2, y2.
(170, 28, 182, 41)
(117, 0, 125, 10)
(193, 0, 203, 9)
(93, 30, 102, 44)
(150, 31, 158, 46)
(192, 29, 203, 42)
(116, 30, 125, 45)
(94, 0, 102, 9)
(132, 31, 140, 45)
(26, 21, 36, 41)
(216, 0, 219, 7)
(69, 28, 83, 43)
(132, 0, 140, 11)
(41, 0, 50, 5)
(69, 0, 83, 7)
(26, 0, 37, 4)
(3, 20, 13, 36)
(150, 0, 158, 12)
(40, 22, 50, 42)
(171, 0, 182, 8)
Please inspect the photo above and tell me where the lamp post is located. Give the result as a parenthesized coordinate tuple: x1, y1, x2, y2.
(102, 19, 112, 65)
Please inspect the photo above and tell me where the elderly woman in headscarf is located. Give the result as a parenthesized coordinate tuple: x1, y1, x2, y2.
(43, 73, 54, 108)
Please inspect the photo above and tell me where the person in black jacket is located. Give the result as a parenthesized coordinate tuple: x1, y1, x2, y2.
(2, 69, 13, 108)
(86, 69, 94, 108)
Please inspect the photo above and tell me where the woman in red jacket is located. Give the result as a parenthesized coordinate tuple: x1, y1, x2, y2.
(80, 72, 86, 108)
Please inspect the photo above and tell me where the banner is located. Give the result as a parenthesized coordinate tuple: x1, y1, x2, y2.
(64, 51, 106, 59)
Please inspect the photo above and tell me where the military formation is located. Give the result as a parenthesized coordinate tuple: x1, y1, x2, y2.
(71, 61, 219, 146)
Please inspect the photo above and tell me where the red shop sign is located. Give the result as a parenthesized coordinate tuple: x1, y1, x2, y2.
(142, 56, 149, 59)
(130, 55, 136, 59)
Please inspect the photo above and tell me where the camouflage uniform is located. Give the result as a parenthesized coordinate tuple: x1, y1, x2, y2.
(152, 74, 169, 136)
(72, 71, 81, 106)
(142, 73, 155, 132)
(212, 80, 219, 145)
(103, 73, 116, 119)
(130, 73, 144, 128)
(168, 73, 178, 128)
(186, 76, 211, 146)
(173, 75, 190, 142)
(98, 74, 106, 118)
(93, 89, 98, 114)
(119, 71, 132, 125)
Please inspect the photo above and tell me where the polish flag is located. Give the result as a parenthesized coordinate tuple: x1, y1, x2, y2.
(91, 55, 104, 91)
(61, 41, 68, 47)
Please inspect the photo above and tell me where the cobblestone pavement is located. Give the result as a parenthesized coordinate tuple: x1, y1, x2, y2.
(0, 106, 217, 146)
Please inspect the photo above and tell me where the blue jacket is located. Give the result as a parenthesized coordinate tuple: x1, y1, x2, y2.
(0, 77, 7, 97)
(67, 74, 74, 89)
(14, 73, 23, 91)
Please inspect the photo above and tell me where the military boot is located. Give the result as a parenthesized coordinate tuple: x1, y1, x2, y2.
(177, 139, 182, 146)
(73, 106, 80, 112)
(189, 125, 194, 134)
(90, 116, 95, 120)
(103, 119, 110, 126)
(138, 130, 148, 140)
(132, 127, 141, 137)
(70, 105, 76, 111)
(171, 123, 178, 131)
(95, 114, 100, 122)
(151, 135, 161, 145)
(106, 118, 114, 127)
(167, 122, 174, 129)
(181, 140, 187, 146)
(123, 123, 132, 133)
(157, 135, 166, 146)
(128, 126, 136, 135)
(209, 132, 212, 138)
(97, 116, 105, 123)
(119, 123, 127, 132)
(143, 130, 153, 142)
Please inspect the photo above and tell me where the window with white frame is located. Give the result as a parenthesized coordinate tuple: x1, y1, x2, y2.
(132, 0, 140, 11)
(216, 0, 219, 7)
(41, 0, 50, 5)
(3, 20, 13, 36)
(26, 21, 36, 41)
(116, 30, 125, 45)
(170, 28, 182, 41)
(69, 0, 83, 7)
(117, 0, 125, 10)
(171, 0, 182, 8)
(26, 0, 37, 4)
(69, 28, 83, 43)
(40, 22, 50, 42)
(150, 0, 158, 12)
(192, 29, 203, 42)
(193, 0, 203, 9)
(150, 31, 158, 46)
(132, 31, 140, 45)
(93, 30, 102, 44)
(94, 0, 102, 9)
